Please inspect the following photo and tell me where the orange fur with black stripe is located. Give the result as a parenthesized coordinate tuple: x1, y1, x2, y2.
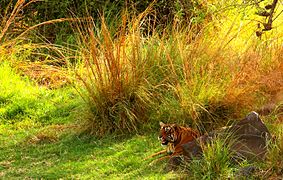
(145, 122, 199, 161)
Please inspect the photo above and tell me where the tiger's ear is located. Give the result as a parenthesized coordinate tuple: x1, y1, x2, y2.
(160, 122, 165, 127)
(172, 124, 178, 129)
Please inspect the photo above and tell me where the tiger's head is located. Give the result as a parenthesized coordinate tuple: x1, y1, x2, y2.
(158, 122, 178, 146)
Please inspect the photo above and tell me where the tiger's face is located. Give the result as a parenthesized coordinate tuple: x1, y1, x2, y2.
(158, 122, 177, 146)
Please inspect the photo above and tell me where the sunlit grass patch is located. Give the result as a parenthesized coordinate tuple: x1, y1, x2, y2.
(0, 63, 79, 126)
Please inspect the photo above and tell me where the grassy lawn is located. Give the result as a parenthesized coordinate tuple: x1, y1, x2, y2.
(0, 126, 178, 179)
(0, 64, 175, 179)
(1, 119, 282, 179)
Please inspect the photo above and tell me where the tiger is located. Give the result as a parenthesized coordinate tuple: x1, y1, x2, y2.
(145, 121, 199, 163)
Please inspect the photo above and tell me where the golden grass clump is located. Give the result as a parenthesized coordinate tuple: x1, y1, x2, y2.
(148, 15, 283, 131)
(74, 14, 154, 136)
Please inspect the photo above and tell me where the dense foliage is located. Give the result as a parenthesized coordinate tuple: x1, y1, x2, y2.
(1, 0, 209, 43)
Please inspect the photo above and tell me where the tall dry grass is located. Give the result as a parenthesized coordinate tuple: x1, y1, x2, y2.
(74, 12, 155, 135)
(72, 2, 283, 135)
(3, 0, 282, 136)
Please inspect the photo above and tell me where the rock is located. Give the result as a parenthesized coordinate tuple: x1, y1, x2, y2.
(182, 134, 212, 160)
(182, 111, 271, 161)
(227, 111, 271, 160)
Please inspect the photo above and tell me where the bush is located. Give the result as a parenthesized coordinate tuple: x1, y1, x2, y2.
(186, 138, 233, 179)
(74, 15, 154, 136)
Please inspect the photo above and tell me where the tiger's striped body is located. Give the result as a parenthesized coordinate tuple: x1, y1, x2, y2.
(145, 122, 199, 162)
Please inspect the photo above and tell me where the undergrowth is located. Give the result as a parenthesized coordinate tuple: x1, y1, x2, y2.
(186, 138, 233, 179)
(73, 9, 283, 135)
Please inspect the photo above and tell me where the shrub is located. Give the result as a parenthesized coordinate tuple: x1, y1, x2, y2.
(74, 13, 154, 136)
(186, 138, 233, 179)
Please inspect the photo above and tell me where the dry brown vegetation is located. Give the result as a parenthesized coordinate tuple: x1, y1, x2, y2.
(1, 0, 283, 137)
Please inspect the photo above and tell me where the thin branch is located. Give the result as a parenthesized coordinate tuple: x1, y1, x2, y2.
(266, 0, 278, 30)
(16, 17, 92, 40)
(273, 9, 283, 21)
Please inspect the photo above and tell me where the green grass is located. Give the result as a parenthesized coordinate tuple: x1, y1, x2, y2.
(187, 138, 233, 179)
(1, 120, 282, 179)
(0, 62, 282, 178)
(0, 63, 79, 126)
(0, 128, 179, 179)
(1, 0, 283, 178)
(0, 60, 176, 179)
